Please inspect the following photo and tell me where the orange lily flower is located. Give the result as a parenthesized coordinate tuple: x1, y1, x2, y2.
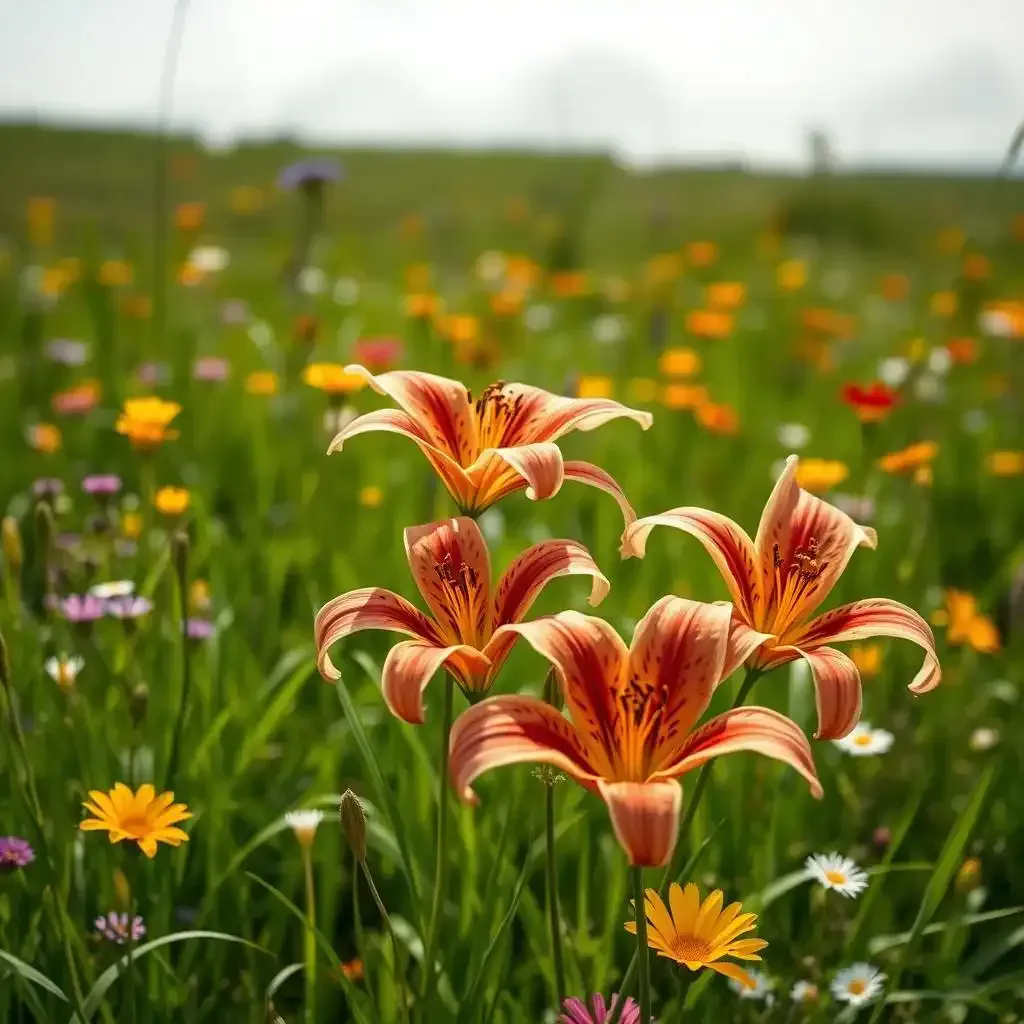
(315, 517, 609, 724)
(328, 366, 652, 518)
(449, 598, 821, 867)
(621, 456, 941, 741)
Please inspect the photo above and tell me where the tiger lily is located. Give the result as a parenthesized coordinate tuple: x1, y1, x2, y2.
(620, 455, 941, 740)
(449, 598, 822, 867)
(328, 366, 652, 519)
(315, 516, 609, 724)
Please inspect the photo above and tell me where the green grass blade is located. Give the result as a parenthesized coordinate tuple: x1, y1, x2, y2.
(0, 949, 68, 1003)
(869, 907, 1024, 956)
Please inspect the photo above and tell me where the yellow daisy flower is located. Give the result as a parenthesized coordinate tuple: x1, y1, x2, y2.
(80, 783, 191, 858)
(625, 883, 766, 989)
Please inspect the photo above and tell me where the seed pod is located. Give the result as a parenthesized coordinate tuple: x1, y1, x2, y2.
(339, 789, 366, 863)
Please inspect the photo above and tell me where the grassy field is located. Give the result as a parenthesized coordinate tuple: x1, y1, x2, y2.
(0, 122, 1022, 1024)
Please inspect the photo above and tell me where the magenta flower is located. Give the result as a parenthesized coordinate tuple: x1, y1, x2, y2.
(185, 618, 215, 640)
(94, 912, 146, 944)
(60, 594, 105, 622)
(105, 596, 153, 620)
(560, 995, 640, 1024)
(192, 357, 231, 382)
(135, 361, 171, 386)
(82, 474, 123, 497)
(0, 836, 35, 872)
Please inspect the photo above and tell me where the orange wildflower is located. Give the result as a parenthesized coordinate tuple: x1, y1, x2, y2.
(449, 598, 821, 865)
(622, 455, 942, 740)
(29, 423, 62, 454)
(175, 202, 205, 232)
(659, 347, 702, 378)
(986, 450, 1024, 476)
(662, 384, 708, 411)
(576, 376, 614, 400)
(80, 783, 191, 859)
(795, 459, 849, 493)
(405, 293, 440, 319)
(154, 486, 190, 517)
(878, 441, 938, 475)
(935, 590, 1000, 654)
(930, 291, 957, 317)
(695, 400, 739, 435)
(245, 371, 279, 396)
(706, 282, 746, 311)
(946, 338, 978, 364)
(850, 644, 883, 679)
(880, 274, 910, 301)
(686, 241, 718, 267)
(550, 271, 589, 298)
(962, 253, 991, 281)
(115, 397, 181, 450)
(686, 310, 733, 339)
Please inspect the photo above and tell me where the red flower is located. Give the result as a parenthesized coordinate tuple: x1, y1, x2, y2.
(840, 382, 899, 423)
(353, 336, 405, 371)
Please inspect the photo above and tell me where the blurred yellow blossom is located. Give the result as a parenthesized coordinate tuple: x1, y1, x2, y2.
(303, 364, 366, 396)
(850, 644, 883, 679)
(933, 590, 1000, 654)
(658, 347, 702, 377)
(27, 196, 57, 246)
(358, 485, 384, 508)
(99, 260, 133, 287)
(627, 377, 659, 404)
(685, 309, 733, 339)
(405, 292, 440, 319)
(930, 291, 957, 317)
(986, 450, 1024, 476)
(777, 259, 808, 291)
(405, 263, 432, 290)
(155, 487, 190, 517)
(29, 423, 62, 454)
(245, 371, 279, 396)
(115, 397, 181, 450)
(661, 383, 708, 410)
(706, 281, 746, 310)
(879, 441, 938, 474)
(550, 271, 589, 298)
(576, 376, 613, 399)
(795, 458, 848, 492)
(685, 240, 718, 267)
(121, 513, 143, 540)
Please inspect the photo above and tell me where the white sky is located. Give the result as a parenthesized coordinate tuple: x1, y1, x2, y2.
(1, 0, 1022, 168)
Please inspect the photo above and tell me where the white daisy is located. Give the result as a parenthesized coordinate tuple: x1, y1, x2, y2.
(805, 852, 869, 898)
(877, 356, 910, 388)
(591, 314, 625, 344)
(790, 980, 820, 1004)
(831, 963, 885, 1007)
(284, 809, 325, 848)
(475, 250, 507, 283)
(729, 968, 775, 1005)
(187, 246, 229, 274)
(979, 308, 1013, 338)
(776, 423, 811, 449)
(89, 580, 135, 600)
(833, 723, 894, 756)
(927, 346, 952, 376)
(969, 727, 999, 752)
(297, 266, 326, 295)
(45, 655, 85, 691)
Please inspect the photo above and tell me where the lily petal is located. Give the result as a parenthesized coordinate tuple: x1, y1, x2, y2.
(627, 597, 734, 773)
(722, 610, 776, 682)
(491, 612, 629, 779)
(448, 694, 599, 802)
(404, 518, 492, 648)
(314, 588, 439, 681)
(492, 538, 610, 627)
(754, 455, 877, 631)
(620, 508, 762, 625)
(775, 644, 863, 739)
(792, 597, 941, 694)
(533, 392, 654, 442)
(664, 706, 823, 798)
(343, 364, 475, 461)
(469, 442, 565, 502)
(382, 640, 491, 725)
(597, 779, 682, 867)
(563, 460, 638, 526)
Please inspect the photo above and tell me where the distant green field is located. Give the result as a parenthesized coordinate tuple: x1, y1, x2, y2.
(0, 122, 1021, 1024)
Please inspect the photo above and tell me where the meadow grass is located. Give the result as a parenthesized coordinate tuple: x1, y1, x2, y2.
(0, 126, 1022, 1023)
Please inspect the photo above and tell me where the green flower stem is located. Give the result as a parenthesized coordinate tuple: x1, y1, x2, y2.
(545, 782, 566, 1008)
(419, 674, 455, 1010)
(609, 667, 763, 1024)
(360, 859, 409, 1024)
(302, 844, 317, 1024)
(126, 859, 138, 1024)
(632, 867, 651, 1024)
(164, 529, 191, 787)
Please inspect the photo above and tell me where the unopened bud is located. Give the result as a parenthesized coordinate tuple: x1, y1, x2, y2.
(129, 682, 149, 726)
(2, 517, 23, 572)
(339, 789, 366, 862)
(955, 856, 982, 894)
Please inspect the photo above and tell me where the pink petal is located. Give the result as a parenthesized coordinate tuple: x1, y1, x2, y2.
(722, 610, 776, 681)
(314, 588, 438, 680)
(597, 779, 683, 867)
(620, 507, 762, 625)
(448, 695, 599, 803)
(775, 644, 863, 739)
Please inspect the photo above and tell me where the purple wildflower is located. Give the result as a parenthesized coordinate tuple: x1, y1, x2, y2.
(0, 837, 35, 872)
(192, 357, 231, 382)
(560, 994, 640, 1024)
(134, 361, 172, 387)
(220, 299, 250, 326)
(55, 533, 83, 552)
(277, 158, 343, 191)
(94, 912, 146, 945)
(44, 339, 89, 365)
(185, 617, 215, 640)
(60, 594, 105, 622)
(33, 477, 64, 498)
(104, 595, 153, 620)
(82, 474, 123, 497)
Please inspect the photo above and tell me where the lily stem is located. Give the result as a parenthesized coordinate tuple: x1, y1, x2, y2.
(608, 667, 763, 1024)
(419, 674, 455, 1011)
(545, 781, 567, 1008)
(632, 867, 652, 1024)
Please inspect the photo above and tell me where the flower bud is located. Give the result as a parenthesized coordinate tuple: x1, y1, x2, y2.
(955, 856, 982, 894)
(339, 789, 366, 862)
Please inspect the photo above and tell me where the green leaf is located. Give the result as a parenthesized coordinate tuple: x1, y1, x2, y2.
(266, 962, 304, 1002)
(0, 949, 68, 1003)
(73, 931, 266, 1023)
(336, 676, 424, 922)
(245, 872, 372, 1024)
(962, 922, 1024, 978)
(869, 907, 1024, 956)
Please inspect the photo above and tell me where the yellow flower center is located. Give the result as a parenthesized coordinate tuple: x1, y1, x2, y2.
(853, 734, 873, 747)
(119, 814, 154, 839)
(825, 870, 848, 885)
(848, 980, 867, 996)
(669, 933, 713, 964)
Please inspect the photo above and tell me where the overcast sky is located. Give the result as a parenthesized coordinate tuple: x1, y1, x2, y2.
(1, 0, 1022, 168)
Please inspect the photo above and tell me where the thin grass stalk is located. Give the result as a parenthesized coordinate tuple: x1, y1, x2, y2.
(631, 867, 651, 1024)
(360, 860, 409, 1024)
(302, 844, 317, 1024)
(608, 667, 763, 1024)
(165, 529, 191, 787)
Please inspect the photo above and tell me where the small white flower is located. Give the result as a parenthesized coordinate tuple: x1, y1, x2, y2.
(805, 852, 869, 898)
(927, 346, 952, 376)
(248, 320, 274, 349)
(333, 277, 360, 305)
(914, 374, 944, 403)
(877, 356, 910, 388)
(45, 655, 85, 690)
(969, 727, 999, 752)
(776, 423, 811, 449)
(833, 723, 894, 757)
(979, 309, 1013, 337)
(285, 809, 325, 847)
(831, 963, 885, 1007)
(591, 314, 625, 344)
(187, 246, 229, 273)
(297, 267, 326, 295)
(89, 580, 135, 600)
(475, 250, 507, 283)
(729, 968, 775, 1004)
(790, 980, 819, 1004)
(524, 304, 553, 332)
